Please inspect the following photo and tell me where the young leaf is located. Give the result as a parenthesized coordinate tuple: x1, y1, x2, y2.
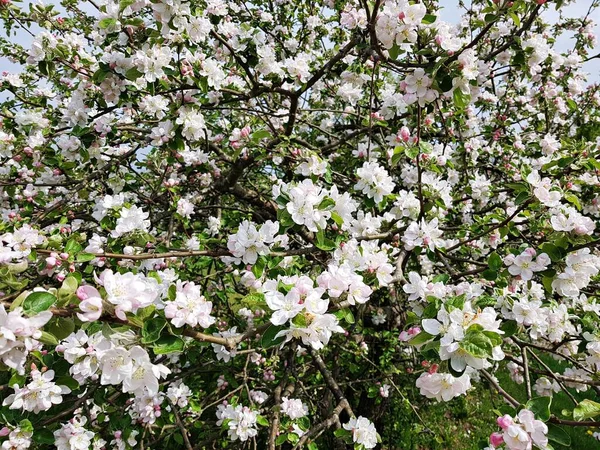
(23, 292, 56, 315)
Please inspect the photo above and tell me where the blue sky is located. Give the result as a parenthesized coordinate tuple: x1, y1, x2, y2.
(439, 0, 600, 82)
(1, 1, 598, 83)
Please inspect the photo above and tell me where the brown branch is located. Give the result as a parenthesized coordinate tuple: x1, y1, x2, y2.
(167, 398, 194, 450)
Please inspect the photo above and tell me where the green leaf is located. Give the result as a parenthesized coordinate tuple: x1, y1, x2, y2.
(432, 274, 449, 283)
(389, 43, 401, 60)
(98, 17, 117, 29)
(33, 429, 55, 444)
(564, 193, 581, 211)
(251, 130, 270, 142)
(19, 419, 33, 433)
(137, 305, 156, 322)
(445, 294, 466, 311)
(46, 317, 75, 340)
(59, 275, 79, 296)
(499, 320, 518, 337)
(92, 67, 111, 84)
(331, 211, 344, 226)
(76, 252, 96, 263)
(256, 415, 269, 426)
(482, 269, 498, 281)
(514, 190, 530, 205)
(539, 243, 565, 263)
(56, 375, 80, 391)
(509, 12, 521, 27)
(526, 396, 552, 422)
(23, 292, 56, 315)
(153, 335, 184, 354)
(542, 275, 554, 294)
(38, 331, 59, 346)
(261, 325, 286, 348)
(119, 0, 135, 12)
(241, 292, 266, 310)
(405, 145, 419, 159)
(315, 229, 336, 251)
(488, 252, 502, 271)
(409, 331, 434, 346)
(9, 372, 26, 387)
(573, 399, 600, 421)
(334, 428, 351, 438)
(124, 67, 143, 81)
(422, 14, 436, 24)
(546, 423, 571, 446)
(482, 331, 502, 347)
(473, 294, 496, 308)
(141, 317, 167, 344)
(292, 314, 308, 327)
(459, 329, 493, 358)
(337, 308, 355, 324)
(318, 197, 336, 210)
(64, 239, 82, 254)
(453, 89, 470, 109)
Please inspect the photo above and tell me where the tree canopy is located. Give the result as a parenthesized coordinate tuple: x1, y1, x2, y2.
(1, 0, 600, 448)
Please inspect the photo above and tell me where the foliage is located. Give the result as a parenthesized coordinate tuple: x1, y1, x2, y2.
(0, 0, 600, 448)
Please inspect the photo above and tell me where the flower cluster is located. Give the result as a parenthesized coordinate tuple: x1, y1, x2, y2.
(0, 224, 45, 265)
(226, 220, 284, 264)
(0, 305, 52, 374)
(354, 162, 396, 204)
(343, 416, 378, 449)
(261, 275, 344, 350)
(421, 299, 504, 372)
(3, 369, 71, 413)
(96, 269, 160, 320)
(491, 410, 548, 450)
(54, 418, 96, 450)
(58, 330, 170, 395)
(216, 403, 259, 442)
(164, 280, 216, 328)
(504, 249, 550, 281)
(416, 370, 472, 402)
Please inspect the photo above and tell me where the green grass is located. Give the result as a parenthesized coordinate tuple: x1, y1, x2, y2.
(380, 362, 599, 449)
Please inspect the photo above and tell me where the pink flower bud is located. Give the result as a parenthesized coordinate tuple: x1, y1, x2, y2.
(490, 432, 504, 446)
(45, 256, 57, 268)
(399, 126, 410, 142)
(408, 326, 421, 336)
(497, 415, 513, 430)
(0, 427, 9, 437)
(240, 126, 251, 139)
